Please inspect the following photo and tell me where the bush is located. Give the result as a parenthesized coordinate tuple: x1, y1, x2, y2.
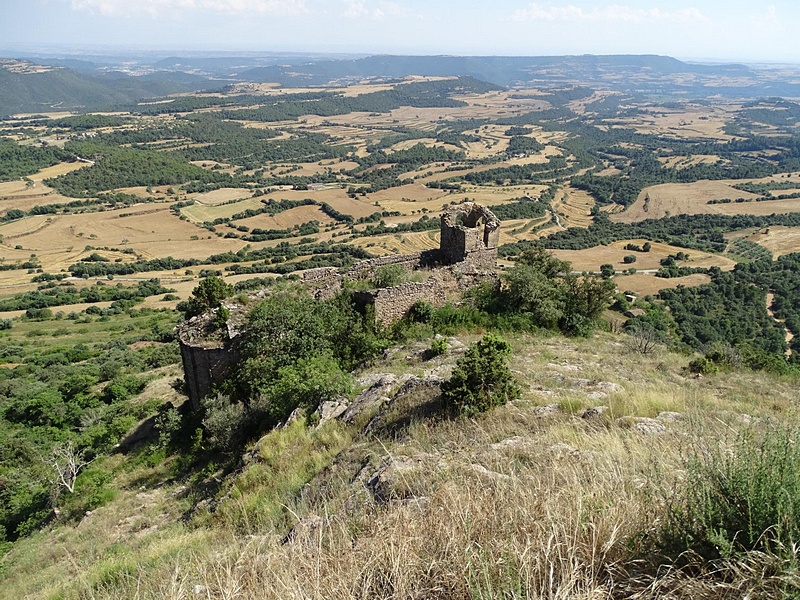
(372, 264, 408, 288)
(662, 424, 800, 561)
(441, 334, 520, 416)
(688, 356, 718, 375)
(428, 338, 448, 358)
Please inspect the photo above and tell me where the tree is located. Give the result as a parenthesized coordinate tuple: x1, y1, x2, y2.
(501, 245, 613, 335)
(441, 334, 520, 416)
(181, 275, 233, 318)
(623, 254, 637, 264)
(600, 263, 615, 279)
(44, 441, 92, 495)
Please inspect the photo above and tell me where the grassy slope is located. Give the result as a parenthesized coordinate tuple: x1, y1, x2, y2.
(2, 330, 798, 599)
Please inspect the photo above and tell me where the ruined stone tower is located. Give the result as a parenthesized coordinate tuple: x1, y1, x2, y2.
(178, 202, 501, 406)
(439, 202, 500, 268)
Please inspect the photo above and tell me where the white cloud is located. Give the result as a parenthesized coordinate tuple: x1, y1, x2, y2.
(70, 0, 307, 17)
(342, 0, 404, 20)
(513, 3, 706, 24)
(758, 5, 780, 27)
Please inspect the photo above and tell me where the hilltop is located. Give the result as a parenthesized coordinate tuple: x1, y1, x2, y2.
(1, 52, 800, 598)
(1, 324, 798, 598)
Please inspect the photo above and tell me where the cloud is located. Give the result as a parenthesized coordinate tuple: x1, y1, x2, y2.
(513, 3, 706, 24)
(342, 0, 406, 20)
(758, 5, 780, 27)
(70, 0, 307, 17)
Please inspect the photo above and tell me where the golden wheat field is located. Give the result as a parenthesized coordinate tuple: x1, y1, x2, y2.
(552, 239, 737, 272)
(614, 179, 800, 222)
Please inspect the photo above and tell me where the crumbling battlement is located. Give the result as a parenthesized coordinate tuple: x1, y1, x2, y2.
(439, 202, 499, 267)
(179, 203, 500, 405)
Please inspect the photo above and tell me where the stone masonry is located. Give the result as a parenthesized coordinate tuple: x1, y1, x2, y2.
(178, 202, 500, 406)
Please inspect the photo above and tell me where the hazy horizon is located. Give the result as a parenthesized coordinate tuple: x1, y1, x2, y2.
(5, 1, 800, 65)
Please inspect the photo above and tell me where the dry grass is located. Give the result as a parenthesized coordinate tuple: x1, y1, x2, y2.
(552, 240, 736, 272)
(747, 226, 800, 257)
(3, 331, 797, 599)
(616, 174, 800, 223)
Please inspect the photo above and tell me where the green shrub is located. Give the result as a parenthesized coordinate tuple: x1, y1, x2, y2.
(663, 423, 800, 561)
(372, 264, 408, 288)
(429, 338, 448, 357)
(441, 334, 520, 416)
(688, 356, 718, 375)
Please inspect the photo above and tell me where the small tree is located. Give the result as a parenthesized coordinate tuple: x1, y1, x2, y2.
(441, 334, 520, 416)
(600, 263, 615, 279)
(45, 441, 92, 496)
(372, 264, 407, 288)
(181, 275, 233, 318)
(623, 254, 637, 264)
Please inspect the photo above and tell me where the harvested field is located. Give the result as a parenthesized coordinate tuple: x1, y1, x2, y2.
(350, 229, 440, 255)
(0, 206, 243, 273)
(552, 240, 736, 272)
(235, 204, 334, 230)
(608, 105, 737, 141)
(551, 186, 595, 228)
(748, 226, 800, 257)
(615, 180, 787, 223)
(181, 197, 264, 223)
(369, 183, 451, 213)
(192, 188, 253, 206)
(30, 162, 87, 181)
(0, 162, 89, 213)
(317, 193, 380, 219)
(613, 272, 712, 296)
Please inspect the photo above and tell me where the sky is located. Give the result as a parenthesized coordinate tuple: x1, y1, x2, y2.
(4, 0, 800, 63)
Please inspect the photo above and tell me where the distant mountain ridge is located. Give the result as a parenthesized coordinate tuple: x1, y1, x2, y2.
(237, 54, 755, 88)
(0, 62, 212, 117)
(1, 53, 797, 116)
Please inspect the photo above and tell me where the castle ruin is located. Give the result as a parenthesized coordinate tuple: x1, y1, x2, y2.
(177, 202, 500, 407)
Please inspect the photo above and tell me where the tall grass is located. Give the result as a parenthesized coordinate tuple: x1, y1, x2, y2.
(662, 422, 800, 563)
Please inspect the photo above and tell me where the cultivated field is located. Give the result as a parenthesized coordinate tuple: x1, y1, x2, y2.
(613, 272, 712, 296)
(552, 239, 737, 272)
(614, 178, 800, 223)
(550, 186, 595, 228)
(748, 226, 800, 257)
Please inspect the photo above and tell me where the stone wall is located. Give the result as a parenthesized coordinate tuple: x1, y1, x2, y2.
(354, 278, 447, 325)
(345, 253, 423, 280)
(178, 202, 502, 404)
(179, 341, 238, 410)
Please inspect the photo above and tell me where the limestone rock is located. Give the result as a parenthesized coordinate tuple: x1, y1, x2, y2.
(657, 411, 683, 422)
(317, 399, 348, 425)
(470, 463, 511, 481)
(580, 405, 609, 420)
(366, 454, 440, 503)
(490, 436, 536, 452)
(341, 374, 398, 423)
(534, 403, 561, 416)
